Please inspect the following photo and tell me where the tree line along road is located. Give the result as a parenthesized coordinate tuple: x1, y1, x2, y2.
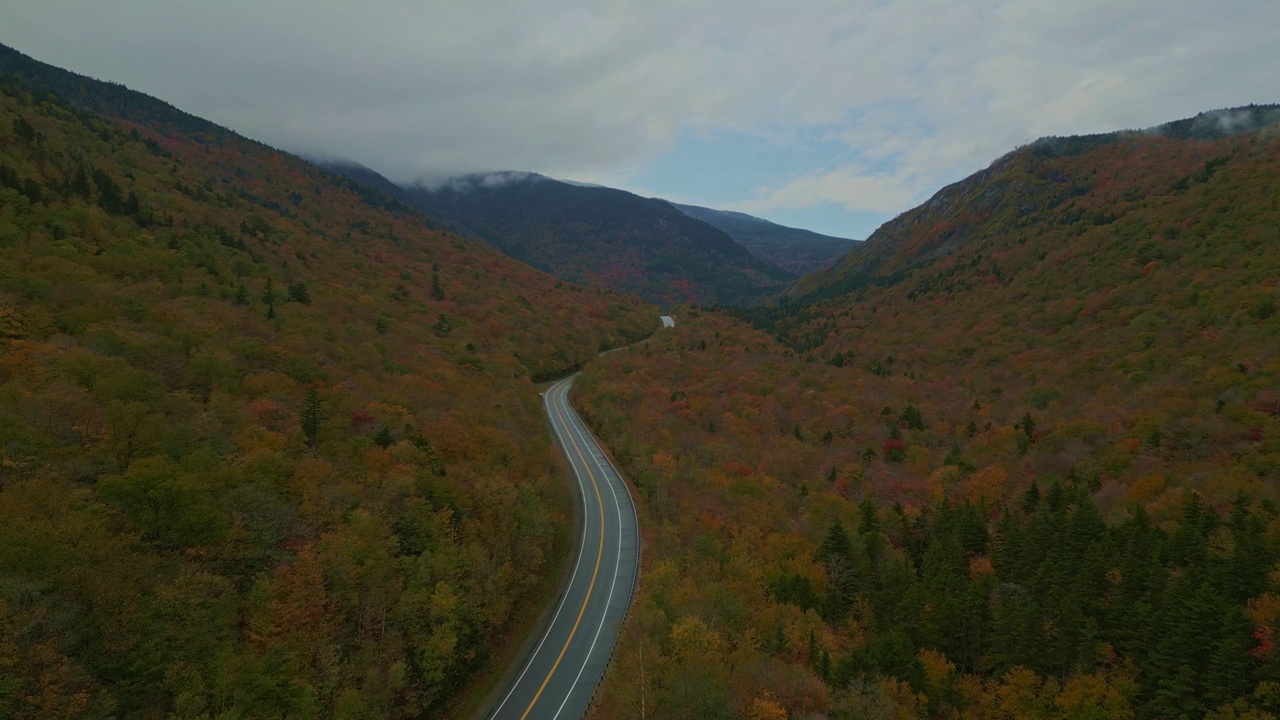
(483, 374, 641, 720)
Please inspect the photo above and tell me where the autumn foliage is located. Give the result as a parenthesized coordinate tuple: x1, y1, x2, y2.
(0, 76, 657, 719)
(576, 116, 1280, 719)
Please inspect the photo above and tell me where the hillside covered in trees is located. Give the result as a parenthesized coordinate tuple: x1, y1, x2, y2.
(0, 62, 658, 720)
(674, 202, 858, 276)
(399, 173, 795, 308)
(574, 112, 1280, 718)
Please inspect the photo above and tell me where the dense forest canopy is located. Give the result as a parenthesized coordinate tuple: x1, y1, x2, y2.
(574, 115, 1280, 718)
(5, 34, 1280, 720)
(0, 75, 657, 719)
(399, 174, 795, 308)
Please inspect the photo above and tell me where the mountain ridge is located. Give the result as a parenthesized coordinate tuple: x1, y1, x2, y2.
(0, 45, 657, 719)
(673, 201, 858, 275)
(393, 172, 795, 308)
(573, 102, 1280, 719)
(0, 41, 423, 220)
(788, 102, 1280, 304)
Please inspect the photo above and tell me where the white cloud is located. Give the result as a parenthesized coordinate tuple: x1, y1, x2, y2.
(730, 165, 923, 216)
(5, 0, 1278, 216)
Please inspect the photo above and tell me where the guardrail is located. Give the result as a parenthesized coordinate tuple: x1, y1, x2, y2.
(570, 386, 644, 720)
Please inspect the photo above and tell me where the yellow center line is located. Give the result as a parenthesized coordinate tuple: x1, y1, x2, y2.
(520, 382, 607, 719)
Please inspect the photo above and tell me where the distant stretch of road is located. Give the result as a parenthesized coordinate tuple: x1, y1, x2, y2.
(485, 375, 640, 720)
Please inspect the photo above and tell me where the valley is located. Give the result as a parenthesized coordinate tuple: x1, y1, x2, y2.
(487, 376, 639, 720)
(393, 173, 795, 309)
(0, 53, 656, 719)
(1, 21, 1279, 720)
(572, 107, 1280, 718)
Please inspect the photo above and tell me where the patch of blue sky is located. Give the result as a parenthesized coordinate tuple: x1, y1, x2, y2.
(617, 125, 896, 239)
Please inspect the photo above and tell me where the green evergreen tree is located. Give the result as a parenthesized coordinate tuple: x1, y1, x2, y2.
(262, 278, 277, 319)
(818, 521, 854, 566)
(1019, 411, 1037, 441)
(433, 313, 452, 337)
(859, 499, 880, 536)
(1223, 492, 1271, 602)
(1021, 480, 1041, 514)
(12, 116, 36, 142)
(71, 164, 92, 200)
(899, 404, 926, 430)
(818, 520, 857, 619)
(301, 387, 321, 448)
(287, 281, 311, 304)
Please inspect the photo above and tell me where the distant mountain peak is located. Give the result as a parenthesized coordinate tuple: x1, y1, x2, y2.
(673, 202, 858, 276)
(1027, 103, 1280, 158)
(559, 178, 609, 189)
(1149, 104, 1280, 137)
(414, 170, 548, 193)
(392, 172, 793, 307)
(789, 101, 1280, 304)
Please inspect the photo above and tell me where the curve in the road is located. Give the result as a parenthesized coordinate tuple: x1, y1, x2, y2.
(486, 376, 640, 720)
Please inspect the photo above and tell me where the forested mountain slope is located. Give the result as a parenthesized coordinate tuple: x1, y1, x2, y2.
(0, 67, 656, 720)
(0, 42, 418, 219)
(400, 173, 794, 308)
(790, 104, 1280, 303)
(572, 110, 1280, 718)
(674, 202, 858, 275)
(0, 42, 794, 310)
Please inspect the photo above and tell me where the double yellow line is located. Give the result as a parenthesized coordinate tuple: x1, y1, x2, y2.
(517, 380, 608, 719)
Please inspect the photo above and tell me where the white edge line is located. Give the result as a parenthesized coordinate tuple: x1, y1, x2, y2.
(550, 380, 635, 719)
(488, 378, 590, 719)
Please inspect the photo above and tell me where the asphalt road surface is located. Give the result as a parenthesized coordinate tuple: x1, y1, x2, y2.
(485, 375, 640, 720)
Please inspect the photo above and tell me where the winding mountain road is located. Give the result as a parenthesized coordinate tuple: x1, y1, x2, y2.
(485, 375, 640, 720)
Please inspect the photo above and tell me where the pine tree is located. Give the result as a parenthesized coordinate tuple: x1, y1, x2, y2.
(859, 499, 880, 535)
(12, 116, 36, 142)
(818, 521, 854, 565)
(1022, 480, 1041, 514)
(1019, 412, 1037, 441)
(433, 313, 452, 337)
(262, 278, 277, 319)
(301, 387, 321, 448)
(71, 165, 92, 200)
(287, 281, 311, 304)
(431, 271, 444, 301)
(819, 521, 857, 619)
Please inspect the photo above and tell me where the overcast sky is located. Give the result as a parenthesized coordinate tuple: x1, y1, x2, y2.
(4, 1, 1278, 238)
